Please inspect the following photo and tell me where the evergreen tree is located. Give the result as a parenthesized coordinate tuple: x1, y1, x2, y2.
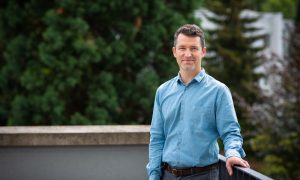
(202, 0, 265, 134)
(0, 0, 201, 125)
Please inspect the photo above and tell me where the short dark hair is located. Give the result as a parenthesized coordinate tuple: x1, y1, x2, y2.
(174, 24, 205, 49)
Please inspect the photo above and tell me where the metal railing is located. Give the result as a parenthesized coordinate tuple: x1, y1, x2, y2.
(218, 155, 273, 180)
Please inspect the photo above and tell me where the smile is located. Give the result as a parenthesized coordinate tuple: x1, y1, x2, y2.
(182, 60, 195, 62)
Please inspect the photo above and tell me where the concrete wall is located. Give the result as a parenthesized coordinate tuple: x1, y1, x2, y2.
(0, 125, 150, 180)
(0, 125, 273, 180)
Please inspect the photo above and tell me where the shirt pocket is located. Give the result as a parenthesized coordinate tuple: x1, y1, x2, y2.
(191, 105, 214, 131)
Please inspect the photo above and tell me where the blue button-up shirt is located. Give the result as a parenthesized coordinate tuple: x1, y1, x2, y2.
(147, 69, 246, 180)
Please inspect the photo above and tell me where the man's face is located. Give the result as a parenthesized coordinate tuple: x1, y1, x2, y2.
(172, 34, 206, 74)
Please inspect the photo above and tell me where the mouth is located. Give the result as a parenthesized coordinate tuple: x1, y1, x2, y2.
(182, 60, 195, 62)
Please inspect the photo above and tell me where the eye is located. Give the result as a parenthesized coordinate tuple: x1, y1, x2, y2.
(178, 47, 186, 51)
(191, 47, 198, 51)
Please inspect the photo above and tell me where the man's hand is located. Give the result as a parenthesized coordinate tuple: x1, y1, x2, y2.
(226, 156, 250, 176)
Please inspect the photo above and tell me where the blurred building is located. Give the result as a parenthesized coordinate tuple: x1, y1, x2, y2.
(195, 8, 294, 96)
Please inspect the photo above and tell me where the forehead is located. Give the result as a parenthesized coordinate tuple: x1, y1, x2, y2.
(176, 34, 201, 47)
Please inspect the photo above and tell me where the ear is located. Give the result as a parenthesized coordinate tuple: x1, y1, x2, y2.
(172, 47, 177, 58)
(202, 47, 206, 57)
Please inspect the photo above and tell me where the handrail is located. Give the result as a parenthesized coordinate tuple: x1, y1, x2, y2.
(218, 155, 273, 180)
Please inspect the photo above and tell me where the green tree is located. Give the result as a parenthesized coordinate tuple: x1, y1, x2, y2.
(0, 0, 201, 125)
(202, 0, 265, 139)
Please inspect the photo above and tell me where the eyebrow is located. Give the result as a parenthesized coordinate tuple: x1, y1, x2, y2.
(177, 45, 199, 48)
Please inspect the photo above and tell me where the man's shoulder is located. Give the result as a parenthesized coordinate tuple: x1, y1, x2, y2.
(157, 76, 178, 92)
(204, 73, 227, 90)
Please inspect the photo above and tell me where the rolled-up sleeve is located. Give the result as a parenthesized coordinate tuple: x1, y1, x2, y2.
(216, 86, 246, 159)
(146, 89, 165, 179)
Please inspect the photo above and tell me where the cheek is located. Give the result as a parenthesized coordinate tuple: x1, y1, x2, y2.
(174, 52, 183, 59)
(195, 53, 202, 59)
(179, 53, 185, 58)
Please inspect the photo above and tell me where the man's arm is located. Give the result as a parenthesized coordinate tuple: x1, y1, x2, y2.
(146, 91, 165, 180)
(216, 86, 250, 176)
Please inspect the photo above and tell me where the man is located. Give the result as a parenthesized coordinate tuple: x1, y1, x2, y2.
(146, 24, 250, 180)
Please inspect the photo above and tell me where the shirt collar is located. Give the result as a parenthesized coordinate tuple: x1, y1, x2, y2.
(176, 69, 206, 84)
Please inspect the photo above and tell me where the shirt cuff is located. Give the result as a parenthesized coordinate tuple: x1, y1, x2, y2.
(225, 149, 242, 159)
(149, 174, 160, 180)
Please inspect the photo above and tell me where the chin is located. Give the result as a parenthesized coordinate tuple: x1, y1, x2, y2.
(182, 67, 195, 72)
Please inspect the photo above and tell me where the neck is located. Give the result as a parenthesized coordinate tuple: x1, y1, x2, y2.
(180, 69, 201, 85)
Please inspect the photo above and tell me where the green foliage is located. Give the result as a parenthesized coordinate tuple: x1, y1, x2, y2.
(262, 155, 287, 177)
(0, 0, 201, 125)
(251, 130, 300, 179)
(259, 0, 297, 19)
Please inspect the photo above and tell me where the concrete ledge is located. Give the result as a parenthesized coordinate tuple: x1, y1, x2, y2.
(0, 125, 150, 146)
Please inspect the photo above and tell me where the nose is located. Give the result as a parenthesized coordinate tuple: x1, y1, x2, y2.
(184, 50, 192, 57)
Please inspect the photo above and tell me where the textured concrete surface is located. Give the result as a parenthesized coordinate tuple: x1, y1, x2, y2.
(0, 145, 149, 180)
(0, 125, 150, 146)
